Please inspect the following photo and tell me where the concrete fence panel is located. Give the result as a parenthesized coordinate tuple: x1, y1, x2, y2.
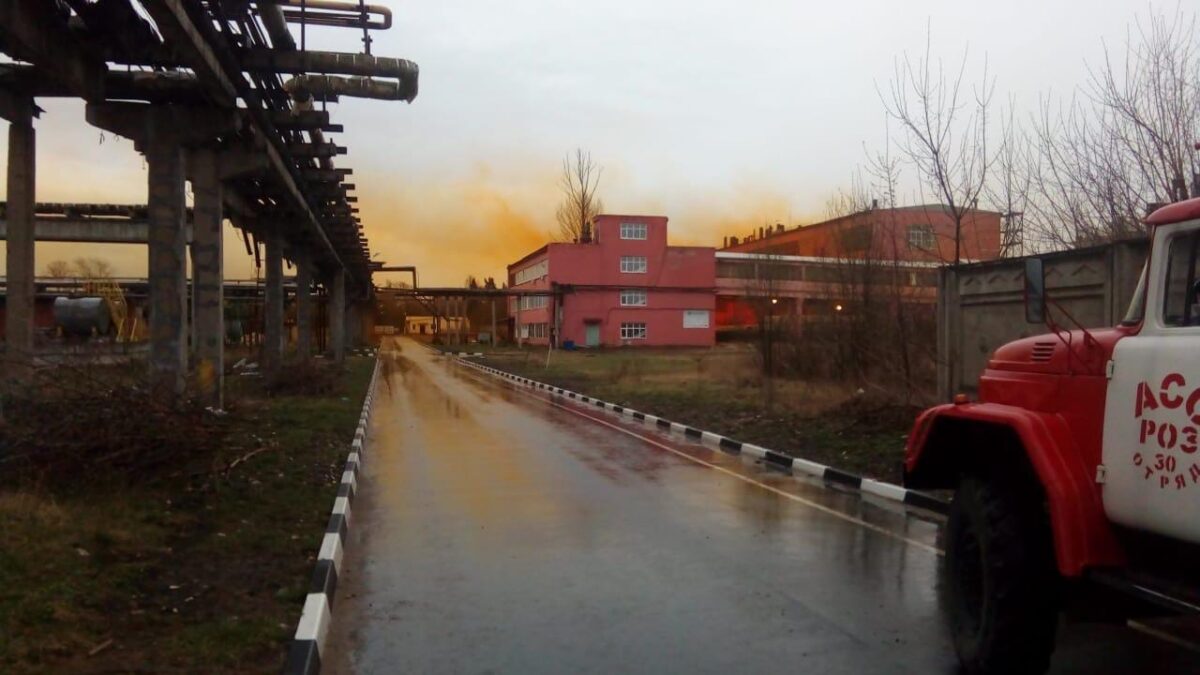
(937, 238, 1148, 400)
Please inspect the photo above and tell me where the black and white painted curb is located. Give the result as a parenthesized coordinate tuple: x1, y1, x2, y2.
(455, 357, 948, 516)
(283, 357, 382, 675)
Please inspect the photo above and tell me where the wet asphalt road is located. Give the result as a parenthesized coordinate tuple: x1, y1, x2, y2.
(324, 338, 1200, 674)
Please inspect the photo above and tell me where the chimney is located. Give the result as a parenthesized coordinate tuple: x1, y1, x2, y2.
(871, 199, 878, 210)
(722, 236, 729, 248)
(775, 223, 784, 234)
(759, 226, 765, 239)
(730, 235, 739, 246)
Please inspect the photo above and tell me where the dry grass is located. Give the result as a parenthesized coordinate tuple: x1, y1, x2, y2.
(479, 344, 919, 481)
(0, 357, 375, 674)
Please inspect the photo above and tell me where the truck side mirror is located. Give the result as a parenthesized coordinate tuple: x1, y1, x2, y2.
(1024, 257, 1047, 324)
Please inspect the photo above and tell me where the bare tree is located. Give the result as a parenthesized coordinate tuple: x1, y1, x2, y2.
(1022, 8, 1200, 249)
(44, 260, 74, 278)
(984, 99, 1032, 257)
(43, 258, 114, 279)
(747, 253, 786, 406)
(73, 257, 114, 279)
(880, 28, 997, 265)
(555, 148, 604, 242)
(823, 168, 874, 220)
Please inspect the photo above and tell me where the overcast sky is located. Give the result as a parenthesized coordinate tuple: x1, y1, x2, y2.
(0, 0, 1181, 285)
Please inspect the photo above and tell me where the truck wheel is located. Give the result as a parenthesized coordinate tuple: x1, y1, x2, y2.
(946, 475, 1059, 674)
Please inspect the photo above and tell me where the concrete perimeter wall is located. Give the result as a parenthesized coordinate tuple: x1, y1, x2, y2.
(938, 238, 1148, 400)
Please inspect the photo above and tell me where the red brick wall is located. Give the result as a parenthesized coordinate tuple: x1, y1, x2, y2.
(724, 206, 1003, 263)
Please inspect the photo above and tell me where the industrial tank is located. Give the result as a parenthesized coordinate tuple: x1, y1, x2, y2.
(53, 297, 112, 337)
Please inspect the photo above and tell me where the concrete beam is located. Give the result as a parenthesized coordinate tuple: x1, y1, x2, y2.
(270, 109, 342, 133)
(287, 142, 347, 158)
(0, 218, 193, 244)
(0, 88, 40, 124)
(0, 0, 106, 101)
(129, 3, 355, 281)
(138, 0, 238, 106)
(0, 65, 205, 104)
(300, 167, 353, 183)
(215, 148, 271, 180)
(86, 102, 242, 149)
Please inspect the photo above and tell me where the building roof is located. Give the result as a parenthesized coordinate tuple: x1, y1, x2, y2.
(723, 203, 1003, 249)
(795, 204, 999, 232)
(506, 243, 551, 271)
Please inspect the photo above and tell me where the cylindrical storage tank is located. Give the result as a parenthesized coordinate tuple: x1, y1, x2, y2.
(53, 296, 112, 337)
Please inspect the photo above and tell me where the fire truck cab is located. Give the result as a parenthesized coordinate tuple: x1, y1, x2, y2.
(905, 198, 1200, 674)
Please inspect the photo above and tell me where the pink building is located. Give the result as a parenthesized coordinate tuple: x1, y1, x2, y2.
(507, 215, 715, 347)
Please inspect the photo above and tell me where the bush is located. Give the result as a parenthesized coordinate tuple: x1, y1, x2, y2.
(0, 367, 228, 486)
(260, 358, 343, 397)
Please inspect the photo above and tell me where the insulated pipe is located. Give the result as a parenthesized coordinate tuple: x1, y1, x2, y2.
(241, 49, 420, 84)
(284, 74, 415, 103)
(277, 0, 392, 30)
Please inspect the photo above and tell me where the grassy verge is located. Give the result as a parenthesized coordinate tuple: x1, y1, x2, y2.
(0, 356, 374, 674)
(478, 346, 919, 483)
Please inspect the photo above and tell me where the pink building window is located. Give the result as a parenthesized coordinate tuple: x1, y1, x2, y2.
(620, 256, 647, 273)
(620, 322, 647, 339)
(620, 222, 648, 240)
(619, 289, 647, 306)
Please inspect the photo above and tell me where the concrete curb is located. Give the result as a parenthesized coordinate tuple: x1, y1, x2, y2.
(283, 356, 382, 675)
(435, 349, 484, 357)
(455, 357, 948, 516)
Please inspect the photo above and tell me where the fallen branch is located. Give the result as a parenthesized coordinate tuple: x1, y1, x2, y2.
(87, 638, 114, 657)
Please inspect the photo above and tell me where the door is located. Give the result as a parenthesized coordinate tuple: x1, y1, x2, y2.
(585, 322, 600, 347)
(1103, 221, 1200, 543)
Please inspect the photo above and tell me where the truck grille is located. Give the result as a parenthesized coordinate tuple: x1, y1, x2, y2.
(1031, 341, 1056, 362)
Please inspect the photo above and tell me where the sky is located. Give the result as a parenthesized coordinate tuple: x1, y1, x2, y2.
(0, 0, 1183, 285)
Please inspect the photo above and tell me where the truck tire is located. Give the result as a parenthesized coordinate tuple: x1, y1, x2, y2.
(946, 474, 1059, 674)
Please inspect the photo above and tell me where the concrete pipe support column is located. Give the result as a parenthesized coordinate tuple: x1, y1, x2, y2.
(295, 249, 314, 358)
(263, 226, 285, 374)
(190, 148, 224, 407)
(145, 108, 189, 397)
(4, 102, 35, 381)
(328, 269, 346, 363)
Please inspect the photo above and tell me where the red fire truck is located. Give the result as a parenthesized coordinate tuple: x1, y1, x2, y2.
(905, 198, 1200, 673)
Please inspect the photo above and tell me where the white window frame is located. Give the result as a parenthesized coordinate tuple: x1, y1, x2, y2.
(514, 260, 549, 285)
(518, 295, 549, 311)
(620, 222, 648, 240)
(682, 310, 710, 329)
(620, 256, 648, 273)
(620, 322, 647, 340)
(907, 224, 935, 250)
(620, 289, 647, 307)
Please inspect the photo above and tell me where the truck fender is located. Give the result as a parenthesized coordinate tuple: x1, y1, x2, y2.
(905, 402, 1124, 577)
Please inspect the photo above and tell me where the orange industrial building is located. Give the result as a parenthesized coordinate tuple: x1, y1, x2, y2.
(721, 204, 1005, 264)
